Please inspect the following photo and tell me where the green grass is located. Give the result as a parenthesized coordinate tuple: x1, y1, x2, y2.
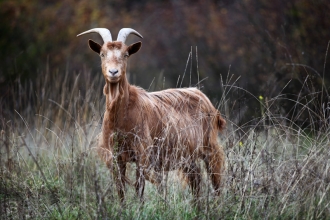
(1, 68, 330, 219)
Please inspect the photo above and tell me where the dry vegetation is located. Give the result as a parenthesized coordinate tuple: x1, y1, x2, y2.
(1, 66, 329, 219)
(1, 1, 330, 219)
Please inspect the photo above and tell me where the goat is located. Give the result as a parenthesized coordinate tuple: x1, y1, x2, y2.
(77, 28, 226, 202)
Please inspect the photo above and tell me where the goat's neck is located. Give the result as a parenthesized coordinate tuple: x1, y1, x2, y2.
(104, 78, 130, 124)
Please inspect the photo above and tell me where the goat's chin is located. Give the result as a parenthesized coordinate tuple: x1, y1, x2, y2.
(106, 77, 120, 83)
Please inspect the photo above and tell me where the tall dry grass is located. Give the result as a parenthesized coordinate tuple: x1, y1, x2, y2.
(0, 64, 329, 219)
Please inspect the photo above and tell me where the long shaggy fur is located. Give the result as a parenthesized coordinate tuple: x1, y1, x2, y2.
(86, 39, 226, 202)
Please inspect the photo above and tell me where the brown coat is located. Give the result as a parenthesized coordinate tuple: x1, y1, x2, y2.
(85, 38, 225, 202)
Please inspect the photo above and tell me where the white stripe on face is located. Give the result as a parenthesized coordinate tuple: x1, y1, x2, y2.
(106, 49, 122, 60)
(101, 41, 128, 81)
(105, 49, 123, 78)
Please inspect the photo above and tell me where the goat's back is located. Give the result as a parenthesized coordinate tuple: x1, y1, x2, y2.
(130, 86, 225, 136)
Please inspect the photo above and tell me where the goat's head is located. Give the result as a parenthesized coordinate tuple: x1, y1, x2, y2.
(77, 28, 142, 84)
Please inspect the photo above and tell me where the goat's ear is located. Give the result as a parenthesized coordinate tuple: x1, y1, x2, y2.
(88, 39, 102, 54)
(127, 41, 142, 56)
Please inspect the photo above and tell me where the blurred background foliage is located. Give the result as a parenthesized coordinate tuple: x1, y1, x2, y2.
(1, 0, 329, 128)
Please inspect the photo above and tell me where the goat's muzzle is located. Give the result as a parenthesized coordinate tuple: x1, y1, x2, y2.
(106, 69, 121, 83)
(109, 69, 119, 76)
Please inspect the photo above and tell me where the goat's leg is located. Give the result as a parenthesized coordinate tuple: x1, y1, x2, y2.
(183, 161, 202, 198)
(114, 161, 127, 203)
(137, 143, 161, 186)
(135, 165, 164, 203)
(203, 142, 225, 196)
(135, 165, 145, 202)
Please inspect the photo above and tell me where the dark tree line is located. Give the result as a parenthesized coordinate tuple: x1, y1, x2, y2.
(1, 0, 329, 127)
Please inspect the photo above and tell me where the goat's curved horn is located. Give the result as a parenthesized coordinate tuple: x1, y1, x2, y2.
(77, 28, 112, 43)
(117, 28, 143, 43)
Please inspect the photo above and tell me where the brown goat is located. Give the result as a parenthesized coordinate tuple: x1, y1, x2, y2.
(77, 28, 226, 202)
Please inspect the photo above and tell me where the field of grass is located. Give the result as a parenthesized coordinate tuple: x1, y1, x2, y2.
(1, 67, 329, 219)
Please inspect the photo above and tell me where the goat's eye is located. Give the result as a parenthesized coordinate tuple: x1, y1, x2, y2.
(124, 53, 129, 58)
(100, 53, 105, 58)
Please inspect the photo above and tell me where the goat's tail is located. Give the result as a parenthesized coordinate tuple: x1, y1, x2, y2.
(216, 111, 226, 131)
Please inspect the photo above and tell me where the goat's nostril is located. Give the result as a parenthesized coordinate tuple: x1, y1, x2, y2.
(109, 69, 119, 76)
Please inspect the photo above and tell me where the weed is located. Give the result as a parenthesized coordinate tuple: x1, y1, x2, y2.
(0, 64, 329, 219)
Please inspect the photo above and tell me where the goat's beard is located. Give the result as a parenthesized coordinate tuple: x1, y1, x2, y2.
(108, 82, 120, 101)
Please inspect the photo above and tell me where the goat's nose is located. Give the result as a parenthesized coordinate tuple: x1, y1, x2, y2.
(109, 69, 118, 76)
